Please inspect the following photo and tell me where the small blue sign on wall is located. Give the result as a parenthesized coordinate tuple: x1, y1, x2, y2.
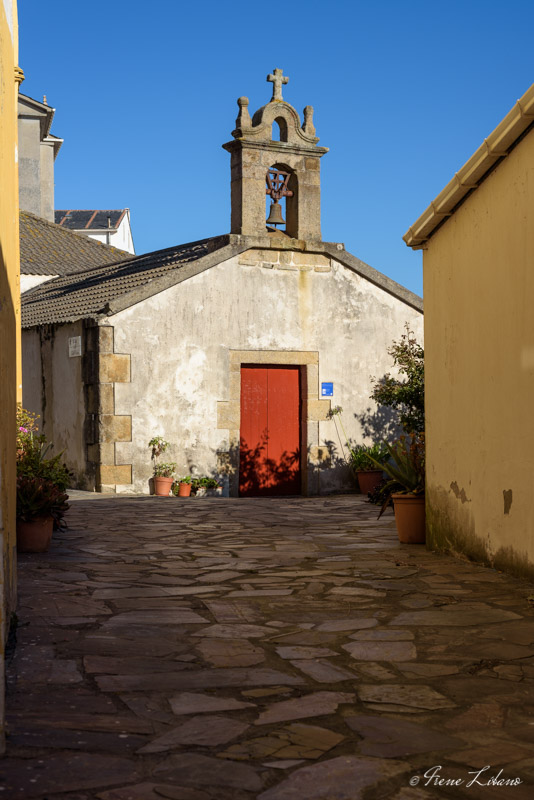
(321, 382, 334, 397)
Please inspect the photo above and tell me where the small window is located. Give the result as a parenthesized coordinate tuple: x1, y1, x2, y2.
(272, 117, 288, 142)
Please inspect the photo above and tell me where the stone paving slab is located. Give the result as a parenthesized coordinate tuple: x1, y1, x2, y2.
(2, 494, 534, 798)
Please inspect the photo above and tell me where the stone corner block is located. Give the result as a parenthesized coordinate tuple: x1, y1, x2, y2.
(87, 383, 114, 415)
(97, 326, 114, 353)
(309, 445, 332, 466)
(98, 415, 132, 443)
(308, 399, 331, 421)
(87, 442, 115, 464)
(97, 464, 132, 486)
(217, 401, 239, 431)
(216, 449, 236, 475)
(99, 353, 131, 384)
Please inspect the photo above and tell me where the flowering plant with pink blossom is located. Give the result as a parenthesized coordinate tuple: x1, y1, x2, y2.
(16, 405, 41, 457)
(16, 406, 71, 527)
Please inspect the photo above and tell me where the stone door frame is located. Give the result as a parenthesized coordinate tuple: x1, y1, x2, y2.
(217, 350, 331, 497)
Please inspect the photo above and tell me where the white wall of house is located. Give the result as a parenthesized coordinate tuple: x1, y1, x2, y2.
(84, 211, 134, 254)
(111, 251, 423, 494)
(20, 274, 57, 293)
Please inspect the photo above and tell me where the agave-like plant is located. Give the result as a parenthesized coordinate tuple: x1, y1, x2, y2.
(368, 433, 425, 517)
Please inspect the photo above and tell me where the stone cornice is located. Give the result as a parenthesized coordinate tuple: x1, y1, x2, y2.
(222, 139, 328, 157)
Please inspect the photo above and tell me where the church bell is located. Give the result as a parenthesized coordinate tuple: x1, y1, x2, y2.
(266, 200, 285, 226)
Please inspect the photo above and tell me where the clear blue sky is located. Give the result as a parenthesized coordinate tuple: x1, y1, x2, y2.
(18, 0, 534, 297)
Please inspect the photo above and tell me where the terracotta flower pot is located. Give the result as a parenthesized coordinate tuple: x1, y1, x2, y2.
(357, 469, 384, 495)
(392, 493, 426, 544)
(178, 482, 192, 497)
(17, 516, 54, 553)
(154, 476, 174, 496)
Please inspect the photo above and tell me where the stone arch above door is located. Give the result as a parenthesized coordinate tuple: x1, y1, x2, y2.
(217, 350, 331, 496)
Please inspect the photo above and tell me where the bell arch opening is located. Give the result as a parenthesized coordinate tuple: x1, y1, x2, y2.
(265, 163, 298, 236)
(272, 117, 288, 142)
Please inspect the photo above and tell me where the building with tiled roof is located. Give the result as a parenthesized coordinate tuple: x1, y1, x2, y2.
(21, 70, 423, 499)
(55, 209, 135, 254)
(18, 93, 63, 222)
(20, 211, 130, 293)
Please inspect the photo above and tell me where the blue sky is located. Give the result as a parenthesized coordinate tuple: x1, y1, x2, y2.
(18, 0, 534, 296)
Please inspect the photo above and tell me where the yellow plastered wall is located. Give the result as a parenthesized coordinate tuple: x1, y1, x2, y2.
(0, 0, 20, 753)
(423, 127, 534, 578)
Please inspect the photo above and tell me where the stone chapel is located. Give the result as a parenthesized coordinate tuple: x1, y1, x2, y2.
(21, 70, 423, 496)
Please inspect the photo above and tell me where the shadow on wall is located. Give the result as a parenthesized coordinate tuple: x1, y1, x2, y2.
(180, 407, 401, 497)
(215, 435, 354, 497)
(353, 405, 402, 443)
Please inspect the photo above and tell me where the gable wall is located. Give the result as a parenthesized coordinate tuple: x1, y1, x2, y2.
(423, 126, 534, 577)
(110, 250, 422, 494)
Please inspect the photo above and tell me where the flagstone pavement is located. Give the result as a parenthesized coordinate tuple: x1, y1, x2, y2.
(2, 493, 534, 799)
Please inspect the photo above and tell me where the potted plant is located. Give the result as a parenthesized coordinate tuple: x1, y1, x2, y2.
(16, 409, 72, 552)
(16, 476, 69, 552)
(190, 476, 222, 497)
(368, 432, 425, 544)
(176, 475, 192, 497)
(153, 463, 176, 496)
(327, 406, 389, 495)
(349, 443, 390, 495)
(149, 436, 176, 496)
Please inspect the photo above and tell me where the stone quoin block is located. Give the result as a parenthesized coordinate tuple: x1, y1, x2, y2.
(87, 443, 115, 464)
(307, 399, 331, 421)
(98, 415, 132, 443)
(98, 353, 130, 384)
(97, 326, 114, 353)
(97, 464, 132, 485)
(292, 252, 330, 268)
(86, 383, 114, 415)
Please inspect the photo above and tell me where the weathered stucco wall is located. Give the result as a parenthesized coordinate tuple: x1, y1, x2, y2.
(423, 127, 534, 578)
(18, 115, 41, 217)
(22, 322, 88, 485)
(112, 250, 423, 494)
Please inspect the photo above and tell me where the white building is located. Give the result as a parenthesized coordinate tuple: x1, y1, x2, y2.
(21, 71, 423, 497)
(55, 209, 135, 255)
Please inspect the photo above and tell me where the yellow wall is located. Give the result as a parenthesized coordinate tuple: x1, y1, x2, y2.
(0, 0, 20, 754)
(424, 127, 534, 578)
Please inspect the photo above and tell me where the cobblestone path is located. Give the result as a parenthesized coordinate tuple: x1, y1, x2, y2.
(2, 494, 534, 799)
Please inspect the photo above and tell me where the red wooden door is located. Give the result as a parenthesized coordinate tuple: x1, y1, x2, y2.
(239, 366, 301, 497)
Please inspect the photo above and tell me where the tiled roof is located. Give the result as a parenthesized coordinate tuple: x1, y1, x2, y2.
(20, 211, 130, 276)
(55, 210, 126, 230)
(21, 232, 423, 330)
(21, 235, 230, 328)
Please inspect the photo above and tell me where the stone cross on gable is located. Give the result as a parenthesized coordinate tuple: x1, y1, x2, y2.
(267, 68, 289, 101)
